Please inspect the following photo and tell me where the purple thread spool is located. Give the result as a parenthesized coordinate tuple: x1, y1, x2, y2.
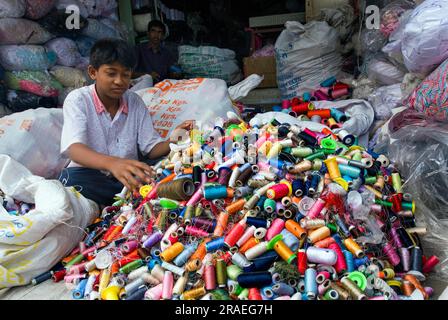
(143, 230, 163, 249)
(313, 90, 330, 101)
(383, 243, 400, 266)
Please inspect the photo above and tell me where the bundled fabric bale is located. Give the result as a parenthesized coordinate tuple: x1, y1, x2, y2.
(4, 70, 63, 97)
(6, 90, 58, 112)
(81, 18, 118, 39)
(24, 0, 56, 20)
(0, 18, 53, 45)
(366, 56, 405, 85)
(100, 18, 129, 40)
(401, 0, 448, 75)
(380, 0, 415, 37)
(45, 37, 81, 67)
(55, 0, 88, 18)
(50, 66, 87, 88)
(58, 86, 75, 106)
(0, 0, 26, 18)
(80, 0, 117, 17)
(0, 45, 57, 71)
(75, 36, 96, 57)
(39, 9, 88, 38)
(75, 56, 90, 71)
(406, 58, 448, 122)
(178, 45, 243, 85)
(275, 21, 342, 99)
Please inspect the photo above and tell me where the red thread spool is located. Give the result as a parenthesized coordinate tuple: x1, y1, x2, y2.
(332, 82, 349, 91)
(292, 102, 314, 115)
(314, 237, 336, 248)
(267, 182, 292, 200)
(308, 109, 331, 119)
(423, 256, 440, 273)
(313, 90, 330, 101)
(390, 193, 403, 213)
(248, 288, 263, 300)
(297, 249, 307, 275)
(328, 242, 347, 273)
(224, 220, 246, 247)
(219, 251, 233, 265)
(168, 233, 179, 244)
(330, 87, 349, 99)
(119, 250, 140, 267)
(52, 269, 66, 282)
(291, 97, 302, 106)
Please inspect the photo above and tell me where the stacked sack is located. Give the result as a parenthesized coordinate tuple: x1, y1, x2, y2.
(0, 0, 128, 114)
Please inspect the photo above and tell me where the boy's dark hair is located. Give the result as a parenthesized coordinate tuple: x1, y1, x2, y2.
(147, 20, 166, 34)
(90, 38, 136, 70)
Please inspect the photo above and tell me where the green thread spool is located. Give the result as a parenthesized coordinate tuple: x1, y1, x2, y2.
(324, 289, 339, 300)
(364, 176, 377, 185)
(320, 137, 337, 151)
(229, 282, 244, 295)
(305, 151, 326, 161)
(375, 199, 415, 213)
(211, 289, 231, 300)
(183, 205, 195, 223)
(263, 198, 276, 213)
(227, 264, 243, 281)
(157, 209, 168, 230)
(159, 198, 179, 210)
(391, 173, 402, 193)
(321, 148, 336, 155)
(64, 254, 84, 268)
(119, 259, 144, 274)
(143, 203, 153, 219)
(291, 147, 313, 158)
(194, 205, 203, 217)
(238, 288, 249, 300)
(327, 223, 338, 233)
(347, 271, 367, 291)
(216, 259, 227, 288)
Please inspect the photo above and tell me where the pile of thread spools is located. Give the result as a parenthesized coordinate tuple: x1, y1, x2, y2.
(0, 192, 33, 216)
(41, 97, 440, 300)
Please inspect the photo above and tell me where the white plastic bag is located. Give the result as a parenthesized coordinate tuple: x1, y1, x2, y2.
(368, 84, 403, 120)
(45, 38, 81, 67)
(0, 108, 68, 179)
(130, 74, 153, 92)
(0, 45, 57, 71)
(228, 74, 264, 101)
(136, 78, 239, 139)
(275, 21, 342, 99)
(0, 155, 98, 288)
(0, 18, 54, 45)
(367, 57, 405, 85)
(81, 18, 118, 39)
(0, 0, 26, 18)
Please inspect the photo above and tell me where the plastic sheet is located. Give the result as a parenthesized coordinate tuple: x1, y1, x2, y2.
(0, 18, 54, 45)
(45, 38, 82, 67)
(366, 55, 405, 85)
(6, 89, 58, 112)
(0, 0, 26, 18)
(0, 45, 57, 71)
(24, 0, 56, 20)
(368, 84, 403, 120)
(4, 70, 63, 97)
(374, 109, 448, 280)
(380, 0, 415, 37)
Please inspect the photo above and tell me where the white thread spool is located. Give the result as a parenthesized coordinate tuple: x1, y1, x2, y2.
(161, 261, 185, 277)
(150, 264, 165, 282)
(125, 278, 145, 295)
(231, 252, 252, 268)
(254, 227, 267, 240)
(306, 247, 337, 265)
(173, 275, 188, 295)
(128, 266, 148, 281)
(89, 291, 100, 300)
(245, 241, 268, 260)
(141, 273, 161, 285)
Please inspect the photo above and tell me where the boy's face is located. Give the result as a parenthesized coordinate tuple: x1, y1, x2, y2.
(88, 62, 132, 100)
(148, 26, 164, 47)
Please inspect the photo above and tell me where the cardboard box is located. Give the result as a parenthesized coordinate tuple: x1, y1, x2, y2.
(243, 56, 277, 88)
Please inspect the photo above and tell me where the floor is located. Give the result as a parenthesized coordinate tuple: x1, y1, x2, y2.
(1, 275, 447, 300)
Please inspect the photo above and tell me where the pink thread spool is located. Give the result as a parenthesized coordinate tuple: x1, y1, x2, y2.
(390, 227, 403, 249)
(267, 182, 292, 200)
(64, 273, 87, 284)
(318, 279, 331, 295)
(330, 87, 349, 99)
(383, 243, 400, 266)
(307, 198, 326, 219)
(205, 263, 217, 290)
(186, 188, 203, 206)
(313, 90, 330, 101)
(185, 226, 209, 238)
(121, 240, 139, 254)
(318, 87, 331, 95)
(303, 128, 318, 139)
(282, 99, 291, 109)
(328, 242, 347, 273)
(316, 271, 331, 284)
(162, 271, 174, 300)
(67, 262, 88, 275)
(423, 256, 440, 273)
(145, 283, 163, 300)
(266, 218, 285, 241)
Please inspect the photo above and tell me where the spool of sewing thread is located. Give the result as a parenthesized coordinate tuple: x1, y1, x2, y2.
(313, 90, 330, 101)
(409, 246, 424, 276)
(338, 164, 361, 179)
(340, 277, 366, 300)
(330, 87, 349, 99)
(265, 218, 285, 241)
(391, 172, 403, 193)
(157, 178, 195, 201)
(306, 198, 326, 219)
(324, 157, 341, 181)
(337, 130, 355, 146)
(285, 219, 307, 240)
(159, 242, 184, 262)
(320, 76, 337, 87)
(307, 109, 331, 119)
(304, 268, 318, 300)
(192, 166, 203, 186)
(330, 108, 348, 122)
(203, 185, 228, 200)
(224, 219, 247, 248)
(343, 238, 364, 258)
(206, 237, 225, 252)
(383, 242, 400, 266)
(292, 102, 314, 114)
(306, 247, 337, 265)
(204, 262, 216, 290)
(237, 272, 272, 288)
(216, 259, 227, 288)
(266, 181, 292, 199)
(217, 167, 232, 186)
(423, 256, 440, 274)
(245, 241, 268, 260)
(307, 226, 331, 243)
(329, 243, 347, 273)
(266, 235, 296, 264)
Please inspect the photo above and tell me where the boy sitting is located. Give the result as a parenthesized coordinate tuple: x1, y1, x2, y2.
(59, 38, 192, 206)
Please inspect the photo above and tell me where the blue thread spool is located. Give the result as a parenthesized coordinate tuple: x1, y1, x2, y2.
(72, 278, 88, 299)
(272, 282, 295, 296)
(320, 76, 337, 87)
(292, 179, 305, 197)
(204, 185, 228, 200)
(330, 108, 348, 122)
(178, 207, 186, 221)
(150, 247, 161, 259)
(237, 271, 273, 288)
(354, 256, 370, 268)
(206, 237, 225, 252)
(221, 140, 233, 156)
(162, 169, 172, 178)
(201, 144, 215, 156)
(367, 150, 380, 158)
(343, 175, 353, 183)
(343, 250, 355, 272)
(262, 286, 278, 300)
(305, 177, 312, 196)
(124, 285, 147, 300)
(339, 164, 361, 178)
(301, 293, 309, 300)
(294, 212, 305, 223)
(334, 215, 350, 237)
(281, 229, 300, 251)
(147, 258, 161, 271)
(173, 243, 197, 267)
(272, 105, 282, 112)
(305, 268, 318, 300)
(85, 230, 97, 247)
(246, 217, 269, 228)
(31, 271, 52, 285)
(332, 234, 345, 250)
(319, 163, 328, 175)
(243, 251, 279, 272)
(303, 92, 312, 102)
(309, 174, 320, 194)
(256, 196, 267, 212)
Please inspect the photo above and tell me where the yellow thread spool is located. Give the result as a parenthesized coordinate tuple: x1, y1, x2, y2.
(139, 185, 153, 198)
(334, 177, 349, 191)
(307, 226, 331, 244)
(267, 142, 282, 159)
(323, 157, 341, 180)
(343, 238, 364, 258)
(98, 268, 111, 295)
(274, 240, 296, 264)
(101, 285, 121, 300)
(182, 286, 207, 300)
(364, 185, 383, 199)
(185, 259, 202, 272)
(160, 242, 184, 262)
(259, 141, 272, 157)
(374, 175, 385, 191)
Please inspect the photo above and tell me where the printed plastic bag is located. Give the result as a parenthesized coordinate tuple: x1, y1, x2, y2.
(406, 58, 448, 122)
(0, 45, 57, 71)
(179, 46, 243, 85)
(50, 66, 87, 88)
(6, 90, 58, 112)
(136, 78, 239, 139)
(368, 83, 403, 120)
(0, 18, 54, 45)
(45, 38, 81, 67)
(24, 0, 56, 20)
(401, 0, 448, 76)
(367, 56, 405, 85)
(0, 0, 26, 18)
(0, 155, 98, 288)
(374, 110, 448, 280)
(75, 36, 96, 57)
(380, 0, 415, 37)
(275, 21, 342, 99)
(4, 71, 63, 97)
(0, 108, 68, 179)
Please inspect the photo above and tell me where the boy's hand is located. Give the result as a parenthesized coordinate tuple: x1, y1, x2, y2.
(108, 159, 155, 191)
(169, 120, 195, 143)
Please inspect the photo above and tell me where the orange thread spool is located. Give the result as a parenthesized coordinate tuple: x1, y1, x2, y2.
(307, 109, 331, 119)
(314, 236, 336, 248)
(190, 238, 210, 262)
(285, 219, 307, 240)
(403, 274, 428, 299)
(119, 249, 140, 267)
(239, 237, 259, 254)
(307, 226, 331, 243)
(213, 212, 229, 237)
(183, 168, 193, 174)
(226, 188, 235, 198)
(104, 225, 123, 243)
(110, 261, 120, 275)
(160, 242, 184, 262)
(343, 238, 364, 258)
(401, 280, 415, 296)
(225, 199, 246, 214)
